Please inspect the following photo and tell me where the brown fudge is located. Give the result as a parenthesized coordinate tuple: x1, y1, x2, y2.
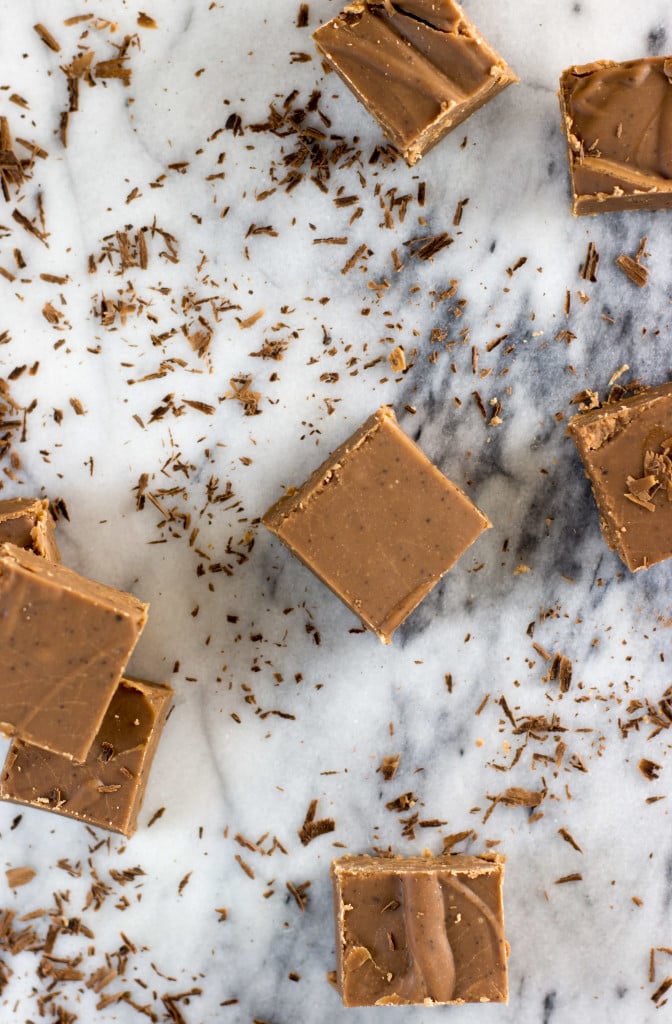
(331, 854, 508, 1007)
(0, 497, 60, 560)
(567, 382, 672, 570)
(313, 0, 517, 166)
(262, 406, 490, 643)
(0, 543, 148, 761)
(0, 677, 172, 837)
(559, 58, 672, 215)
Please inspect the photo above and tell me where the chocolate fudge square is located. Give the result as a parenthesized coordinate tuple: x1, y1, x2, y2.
(313, 0, 517, 166)
(568, 382, 672, 570)
(0, 497, 60, 560)
(331, 854, 508, 1006)
(0, 543, 148, 760)
(0, 677, 172, 837)
(560, 58, 672, 215)
(263, 406, 490, 643)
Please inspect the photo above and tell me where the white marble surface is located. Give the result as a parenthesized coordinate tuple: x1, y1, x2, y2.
(1, 0, 672, 1021)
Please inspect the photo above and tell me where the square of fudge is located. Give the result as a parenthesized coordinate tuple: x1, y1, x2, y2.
(559, 58, 672, 215)
(0, 543, 148, 760)
(0, 497, 60, 560)
(331, 854, 508, 1007)
(313, 0, 517, 166)
(0, 677, 172, 837)
(262, 406, 490, 643)
(567, 382, 672, 570)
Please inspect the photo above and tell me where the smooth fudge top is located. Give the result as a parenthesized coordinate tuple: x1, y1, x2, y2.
(560, 57, 672, 214)
(568, 382, 672, 571)
(0, 543, 148, 761)
(0, 497, 60, 561)
(332, 854, 507, 1007)
(0, 677, 172, 837)
(313, 0, 517, 165)
(263, 406, 490, 643)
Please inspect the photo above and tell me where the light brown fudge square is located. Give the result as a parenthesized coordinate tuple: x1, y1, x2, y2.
(568, 382, 672, 570)
(331, 854, 508, 1006)
(0, 677, 172, 837)
(0, 497, 60, 560)
(262, 406, 490, 643)
(313, 0, 517, 165)
(559, 58, 672, 215)
(0, 543, 148, 760)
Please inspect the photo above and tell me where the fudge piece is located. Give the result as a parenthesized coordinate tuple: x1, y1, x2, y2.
(567, 382, 672, 570)
(331, 854, 508, 1006)
(313, 0, 517, 166)
(0, 677, 172, 837)
(263, 406, 490, 643)
(0, 543, 148, 760)
(559, 58, 672, 215)
(0, 497, 60, 560)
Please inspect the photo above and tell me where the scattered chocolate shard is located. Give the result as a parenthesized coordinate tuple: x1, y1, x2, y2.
(298, 798, 336, 846)
(616, 252, 648, 287)
(33, 22, 61, 52)
(5, 866, 36, 888)
(638, 757, 662, 781)
(378, 754, 400, 781)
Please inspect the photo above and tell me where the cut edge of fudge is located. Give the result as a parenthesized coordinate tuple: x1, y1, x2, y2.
(263, 406, 491, 643)
(567, 381, 672, 571)
(331, 852, 508, 1007)
(559, 58, 672, 216)
(0, 496, 60, 561)
(313, 0, 518, 166)
(0, 677, 173, 837)
(0, 543, 149, 760)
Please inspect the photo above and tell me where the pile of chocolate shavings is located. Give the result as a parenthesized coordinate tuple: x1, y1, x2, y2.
(625, 441, 672, 512)
(58, 26, 141, 147)
(0, 841, 205, 1023)
(0, 377, 36, 488)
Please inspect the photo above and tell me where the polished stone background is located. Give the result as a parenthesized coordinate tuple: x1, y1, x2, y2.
(1, 1, 672, 1021)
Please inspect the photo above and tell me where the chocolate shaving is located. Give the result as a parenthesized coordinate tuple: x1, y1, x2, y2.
(616, 252, 648, 288)
(5, 867, 36, 888)
(378, 754, 400, 781)
(33, 23, 61, 52)
(580, 241, 599, 282)
(638, 758, 662, 781)
(298, 799, 335, 846)
(557, 827, 583, 853)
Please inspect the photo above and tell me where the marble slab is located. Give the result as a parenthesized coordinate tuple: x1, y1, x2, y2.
(1, 0, 672, 1021)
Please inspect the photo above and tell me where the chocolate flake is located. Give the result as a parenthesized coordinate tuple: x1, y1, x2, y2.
(378, 754, 400, 781)
(615, 252, 648, 287)
(580, 241, 599, 282)
(298, 799, 336, 846)
(638, 758, 662, 781)
(33, 22, 61, 52)
(5, 867, 36, 888)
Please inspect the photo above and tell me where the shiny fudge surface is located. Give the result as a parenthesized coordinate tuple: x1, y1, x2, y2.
(0, 543, 148, 761)
(332, 854, 507, 1007)
(0, 677, 172, 837)
(263, 406, 490, 643)
(568, 382, 672, 571)
(560, 57, 672, 214)
(313, 0, 517, 165)
(0, 497, 60, 561)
